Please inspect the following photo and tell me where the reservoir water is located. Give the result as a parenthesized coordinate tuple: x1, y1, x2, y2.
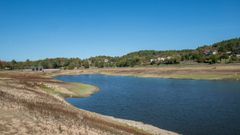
(56, 74, 240, 135)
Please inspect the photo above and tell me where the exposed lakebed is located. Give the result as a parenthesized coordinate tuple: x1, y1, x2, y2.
(56, 74, 240, 135)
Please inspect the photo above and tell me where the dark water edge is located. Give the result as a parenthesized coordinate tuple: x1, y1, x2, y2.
(56, 74, 240, 135)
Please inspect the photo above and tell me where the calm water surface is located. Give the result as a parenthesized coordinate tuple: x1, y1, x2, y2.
(56, 74, 240, 135)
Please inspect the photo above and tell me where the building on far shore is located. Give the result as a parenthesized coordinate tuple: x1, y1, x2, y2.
(32, 66, 44, 72)
(104, 59, 109, 63)
(212, 50, 218, 55)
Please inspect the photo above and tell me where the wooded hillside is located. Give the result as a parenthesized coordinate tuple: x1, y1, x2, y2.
(1, 38, 240, 70)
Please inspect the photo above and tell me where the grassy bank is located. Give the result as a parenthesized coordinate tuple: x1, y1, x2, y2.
(40, 82, 99, 98)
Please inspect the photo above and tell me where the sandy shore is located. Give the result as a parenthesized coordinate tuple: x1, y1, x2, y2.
(0, 71, 178, 135)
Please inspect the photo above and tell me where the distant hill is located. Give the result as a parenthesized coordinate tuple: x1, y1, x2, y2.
(1, 38, 240, 70)
(115, 37, 240, 66)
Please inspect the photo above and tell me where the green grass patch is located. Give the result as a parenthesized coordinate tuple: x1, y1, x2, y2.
(40, 84, 68, 97)
(39, 82, 99, 98)
(66, 83, 99, 98)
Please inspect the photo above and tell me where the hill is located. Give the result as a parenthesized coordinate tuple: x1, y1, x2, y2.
(0, 38, 240, 69)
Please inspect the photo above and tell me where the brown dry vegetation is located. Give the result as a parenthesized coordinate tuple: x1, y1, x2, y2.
(0, 71, 178, 135)
(50, 64, 240, 80)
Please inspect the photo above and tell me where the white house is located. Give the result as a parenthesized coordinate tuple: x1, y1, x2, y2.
(167, 56, 172, 60)
(226, 51, 232, 54)
(157, 57, 165, 61)
(150, 59, 155, 62)
(104, 59, 109, 63)
(212, 51, 218, 55)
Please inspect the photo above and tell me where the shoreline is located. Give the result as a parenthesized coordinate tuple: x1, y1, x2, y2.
(49, 64, 240, 80)
(0, 71, 178, 135)
(54, 75, 178, 134)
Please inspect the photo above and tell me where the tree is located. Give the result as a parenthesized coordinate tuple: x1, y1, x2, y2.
(9, 59, 17, 69)
(208, 55, 219, 64)
(0, 60, 5, 69)
(116, 58, 128, 67)
(82, 61, 89, 68)
(220, 54, 229, 60)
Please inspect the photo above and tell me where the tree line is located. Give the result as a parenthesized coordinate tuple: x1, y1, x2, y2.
(0, 38, 240, 70)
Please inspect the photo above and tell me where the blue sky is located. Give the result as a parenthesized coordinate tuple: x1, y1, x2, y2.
(0, 0, 240, 61)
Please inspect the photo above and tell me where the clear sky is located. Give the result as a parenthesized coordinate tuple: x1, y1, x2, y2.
(0, 0, 240, 61)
